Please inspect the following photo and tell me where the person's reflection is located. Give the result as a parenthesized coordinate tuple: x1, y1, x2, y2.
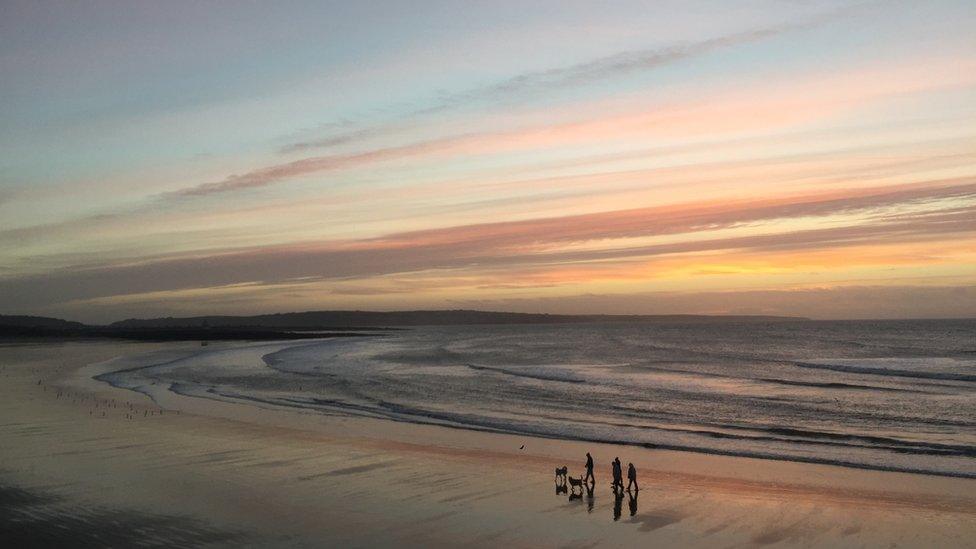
(628, 489, 638, 517)
(585, 482, 594, 513)
(612, 487, 624, 521)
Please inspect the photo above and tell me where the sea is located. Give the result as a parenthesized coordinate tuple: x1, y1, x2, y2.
(99, 319, 976, 478)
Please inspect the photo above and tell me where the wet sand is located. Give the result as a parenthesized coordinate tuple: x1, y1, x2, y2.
(2, 340, 975, 548)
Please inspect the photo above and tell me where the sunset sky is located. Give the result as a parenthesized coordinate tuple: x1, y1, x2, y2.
(1, 0, 975, 322)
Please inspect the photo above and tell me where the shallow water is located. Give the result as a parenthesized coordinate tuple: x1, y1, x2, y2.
(99, 319, 976, 478)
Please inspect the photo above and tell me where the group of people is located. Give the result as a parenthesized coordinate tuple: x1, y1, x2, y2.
(584, 452, 638, 492)
(555, 452, 640, 519)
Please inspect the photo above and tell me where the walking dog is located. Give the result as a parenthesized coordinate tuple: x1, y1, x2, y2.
(567, 474, 585, 495)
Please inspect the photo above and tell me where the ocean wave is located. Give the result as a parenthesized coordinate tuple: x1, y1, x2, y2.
(794, 360, 976, 382)
(465, 363, 587, 384)
(756, 377, 932, 393)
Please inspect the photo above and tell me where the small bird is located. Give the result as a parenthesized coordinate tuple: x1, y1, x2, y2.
(519, 444, 525, 450)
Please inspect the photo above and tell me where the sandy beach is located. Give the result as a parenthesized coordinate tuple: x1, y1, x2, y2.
(2, 340, 975, 548)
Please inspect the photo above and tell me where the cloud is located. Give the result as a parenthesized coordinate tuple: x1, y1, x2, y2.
(424, 26, 789, 112)
(168, 132, 483, 197)
(169, 56, 976, 199)
(2, 178, 973, 310)
(278, 125, 397, 154)
(353, 179, 976, 250)
(280, 9, 851, 153)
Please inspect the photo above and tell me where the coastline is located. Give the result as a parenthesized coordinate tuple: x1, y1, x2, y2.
(2, 340, 975, 547)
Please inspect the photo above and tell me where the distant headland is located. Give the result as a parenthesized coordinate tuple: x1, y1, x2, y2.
(1, 310, 807, 341)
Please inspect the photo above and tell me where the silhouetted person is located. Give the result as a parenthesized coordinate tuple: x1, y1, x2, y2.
(612, 487, 624, 521)
(627, 462, 638, 492)
(611, 457, 623, 490)
(628, 489, 638, 517)
(584, 452, 595, 484)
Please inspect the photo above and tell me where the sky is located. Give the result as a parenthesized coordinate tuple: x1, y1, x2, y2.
(1, 0, 975, 323)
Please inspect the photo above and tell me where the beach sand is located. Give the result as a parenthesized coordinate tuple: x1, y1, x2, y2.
(2, 340, 974, 548)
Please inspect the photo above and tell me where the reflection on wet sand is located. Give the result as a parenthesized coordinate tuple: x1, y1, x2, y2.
(554, 459, 637, 522)
(0, 482, 241, 547)
(613, 487, 625, 521)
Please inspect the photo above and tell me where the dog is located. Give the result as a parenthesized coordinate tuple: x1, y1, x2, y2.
(554, 466, 568, 482)
(567, 475, 585, 495)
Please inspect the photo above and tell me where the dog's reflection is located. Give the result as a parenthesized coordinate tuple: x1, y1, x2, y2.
(554, 469, 569, 495)
(558, 472, 594, 506)
(554, 466, 568, 482)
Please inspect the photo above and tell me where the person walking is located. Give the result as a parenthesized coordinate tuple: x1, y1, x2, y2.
(627, 462, 639, 492)
(611, 457, 623, 491)
(584, 452, 595, 484)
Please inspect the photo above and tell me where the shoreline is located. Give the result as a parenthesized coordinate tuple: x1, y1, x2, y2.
(3, 340, 975, 547)
(96, 338, 976, 480)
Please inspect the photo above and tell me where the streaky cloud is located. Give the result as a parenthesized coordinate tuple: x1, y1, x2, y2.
(2, 178, 973, 309)
(169, 132, 482, 198)
(356, 180, 976, 249)
(282, 8, 855, 153)
(278, 125, 397, 155)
